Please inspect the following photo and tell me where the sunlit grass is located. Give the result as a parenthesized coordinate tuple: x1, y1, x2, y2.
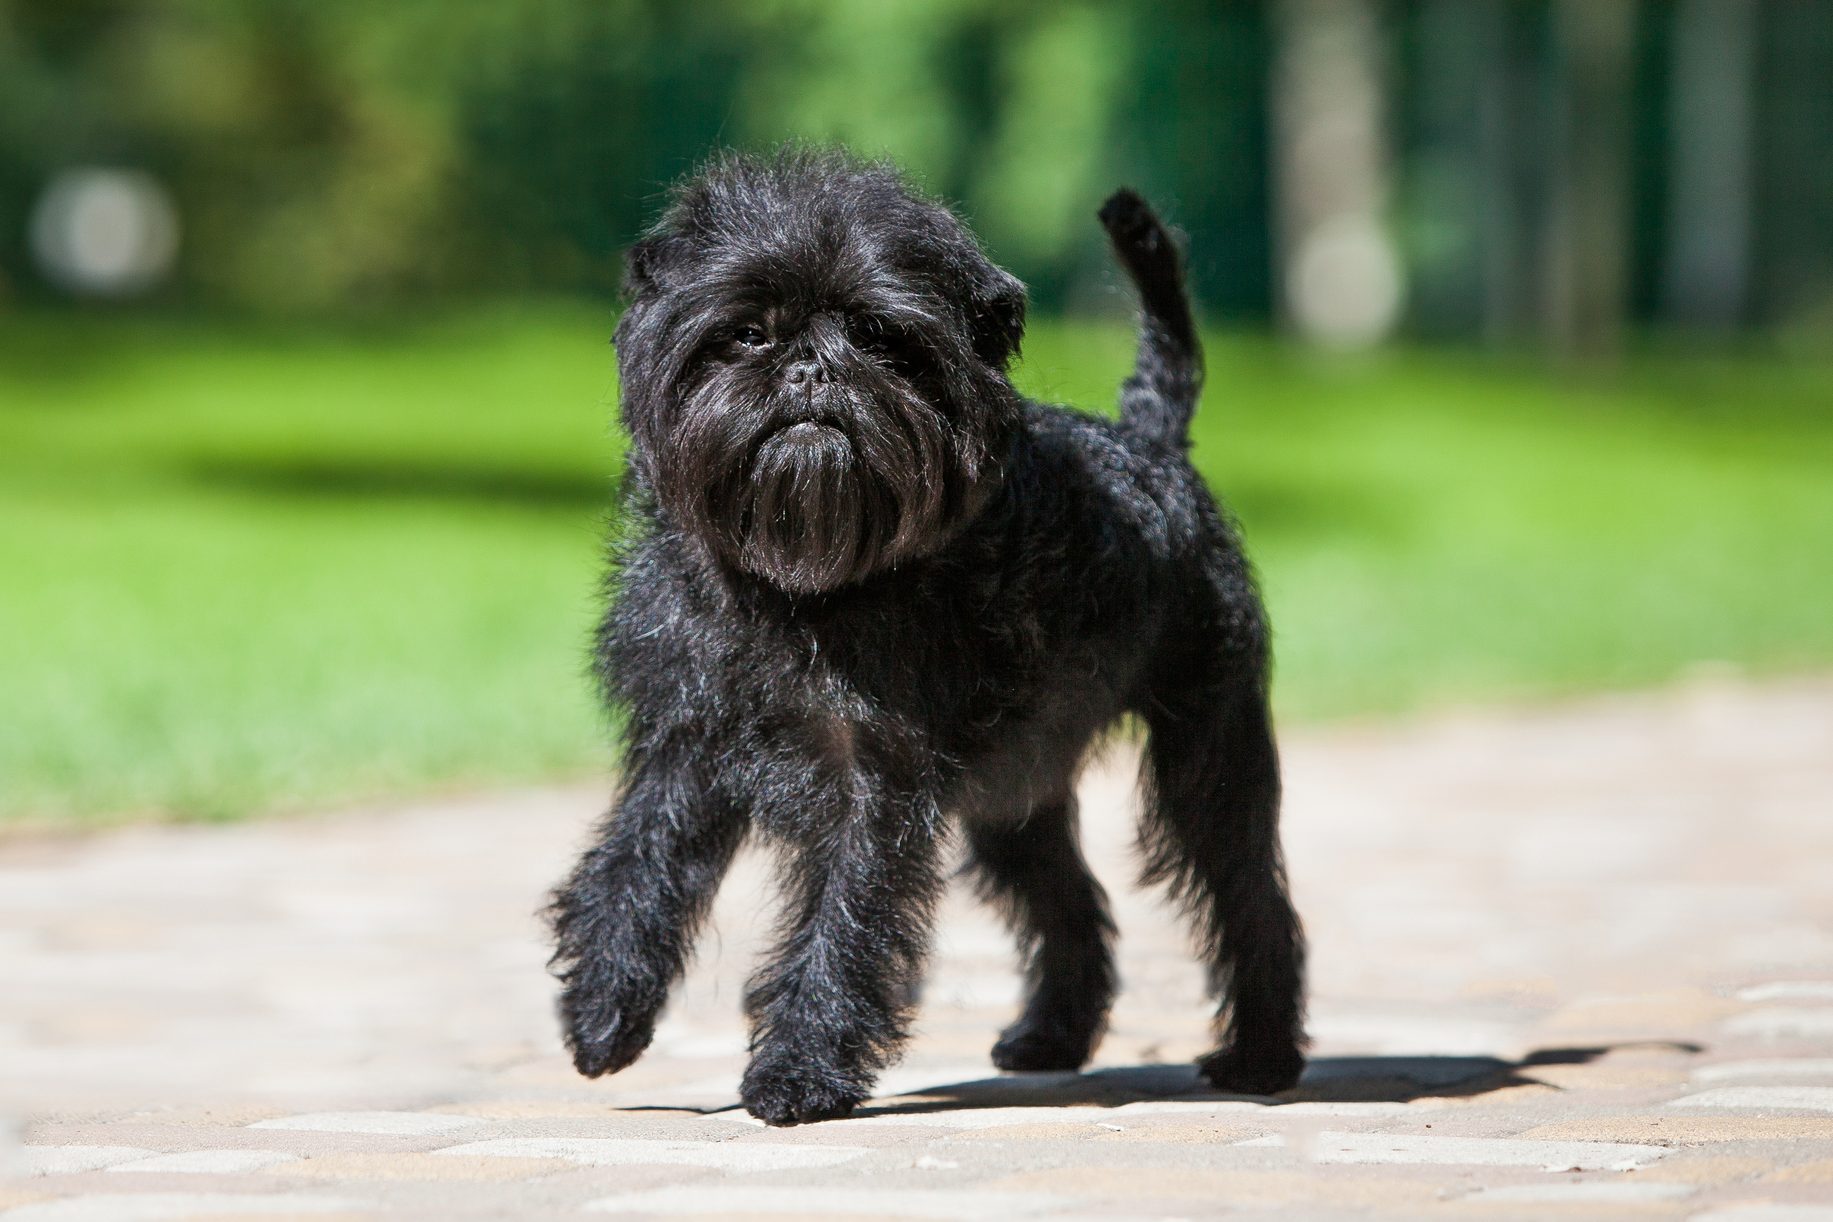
(4, 305, 1830, 823)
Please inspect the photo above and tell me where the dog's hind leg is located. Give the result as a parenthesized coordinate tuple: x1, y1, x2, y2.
(964, 795, 1117, 1072)
(1139, 674, 1307, 1095)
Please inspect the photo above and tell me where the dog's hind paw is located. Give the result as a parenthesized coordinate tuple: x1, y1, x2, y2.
(1197, 1043, 1305, 1097)
(991, 1021, 1097, 1073)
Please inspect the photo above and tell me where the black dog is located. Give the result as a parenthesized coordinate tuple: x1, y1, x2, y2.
(550, 149, 1306, 1125)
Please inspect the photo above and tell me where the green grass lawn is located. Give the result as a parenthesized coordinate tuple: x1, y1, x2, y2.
(4, 304, 1831, 824)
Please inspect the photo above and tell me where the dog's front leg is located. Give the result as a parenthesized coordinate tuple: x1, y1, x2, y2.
(549, 749, 745, 1078)
(740, 798, 946, 1125)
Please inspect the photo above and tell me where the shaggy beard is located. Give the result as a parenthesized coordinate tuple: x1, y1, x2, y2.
(655, 374, 982, 595)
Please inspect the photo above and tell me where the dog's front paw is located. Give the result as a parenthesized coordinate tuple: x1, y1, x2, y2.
(739, 1059, 866, 1126)
(1197, 1043, 1304, 1097)
(560, 990, 658, 1078)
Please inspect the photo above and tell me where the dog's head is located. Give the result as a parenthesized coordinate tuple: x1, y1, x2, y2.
(614, 149, 1026, 595)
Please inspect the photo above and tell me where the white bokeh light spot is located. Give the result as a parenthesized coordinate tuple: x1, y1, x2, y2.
(30, 167, 181, 298)
(1286, 213, 1403, 349)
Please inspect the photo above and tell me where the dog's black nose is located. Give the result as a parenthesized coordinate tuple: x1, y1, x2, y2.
(785, 359, 828, 386)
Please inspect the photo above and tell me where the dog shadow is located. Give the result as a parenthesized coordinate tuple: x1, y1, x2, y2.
(847, 1042, 1704, 1116)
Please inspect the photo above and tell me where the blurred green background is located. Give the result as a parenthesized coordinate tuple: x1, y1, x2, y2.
(3, 0, 1831, 824)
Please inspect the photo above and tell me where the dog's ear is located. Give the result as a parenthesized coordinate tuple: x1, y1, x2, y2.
(966, 259, 1027, 366)
(623, 233, 681, 299)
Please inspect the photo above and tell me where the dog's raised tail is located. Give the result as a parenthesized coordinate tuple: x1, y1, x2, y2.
(1099, 189, 1202, 447)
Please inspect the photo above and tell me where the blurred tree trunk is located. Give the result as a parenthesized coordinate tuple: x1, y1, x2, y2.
(1751, 1, 1833, 330)
(1545, 0, 1636, 361)
(1415, 0, 1546, 346)
(1268, 0, 1402, 348)
(1405, 0, 1491, 338)
(1662, 0, 1755, 329)
(1479, 3, 1551, 346)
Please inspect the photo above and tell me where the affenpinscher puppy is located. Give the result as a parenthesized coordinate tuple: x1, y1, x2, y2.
(550, 149, 1306, 1125)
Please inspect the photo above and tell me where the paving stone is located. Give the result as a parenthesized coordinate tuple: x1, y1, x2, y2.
(1519, 1117, 1833, 1145)
(986, 1166, 1447, 1209)
(267, 1152, 571, 1182)
(1415, 1082, 1562, 1109)
(247, 1113, 486, 1137)
(1695, 1061, 1833, 1084)
(433, 1136, 871, 1170)
(1525, 1062, 1687, 1091)
(0, 1193, 371, 1221)
(581, 1185, 1069, 1217)
(1638, 1154, 1775, 1185)
(1298, 1054, 1522, 1092)
(869, 1064, 1013, 1098)
(1254, 1100, 1428, 1116)
(7, 675, 1832, 1219)
(1106, 1100, 1288, 1118)
(21, 1147, 154, 1176)
(1670, 1088, 1833, 1114)
(842, 1106, 1130, 1130)
(105, 1151, 300, 1175)
(418, 1099, 657, 1120)
(1543, 992, 1744, 1034)
(1463, 1180, 1695, 1204)
(106, 1107, 286, 1129)
(1303, 1009, 1530, 1056)
(948, 1120, 1262, 1144)
(1764, 1159, 1833, 1184)
(1738, 984, 1833, 1003)
(1235, 1130, 1671, 1171)
(1725, 1010, 1833, 1040)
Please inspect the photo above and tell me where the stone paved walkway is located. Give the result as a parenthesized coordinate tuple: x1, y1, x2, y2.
(4, 674, 1833, 1221)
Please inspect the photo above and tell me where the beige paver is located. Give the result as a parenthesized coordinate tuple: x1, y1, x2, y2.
(0, 1193, 373, 1221)
(580, 1185, 1069, 1217)
(267, 1153, 572, 1183)
(987, 1165, 1451, 1208)
(4, 672, 1832, 1219)
(1768, 1161, 1833, 1185)
(19, 1149, 153, 1177)
(1673, 1088, 1833, 1114)
(105, 1151, 300, 1175)
(1519, 1117, 1833, 1145)
(1641, 1154, 1774, 1185)
(247, 1114, 487, 1137)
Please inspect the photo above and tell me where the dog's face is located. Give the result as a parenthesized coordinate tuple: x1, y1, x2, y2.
(614, 152, 1026, 595)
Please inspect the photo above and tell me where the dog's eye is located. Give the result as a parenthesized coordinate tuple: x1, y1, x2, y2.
(732, 325, 771, 350)
(847, 317, 898, 356)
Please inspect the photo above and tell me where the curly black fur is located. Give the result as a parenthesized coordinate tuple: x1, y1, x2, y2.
(549, 149, 1307, 1125)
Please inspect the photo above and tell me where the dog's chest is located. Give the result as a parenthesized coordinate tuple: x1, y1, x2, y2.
(738, 656, 894, 833)
(743, 616, 947, 794)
